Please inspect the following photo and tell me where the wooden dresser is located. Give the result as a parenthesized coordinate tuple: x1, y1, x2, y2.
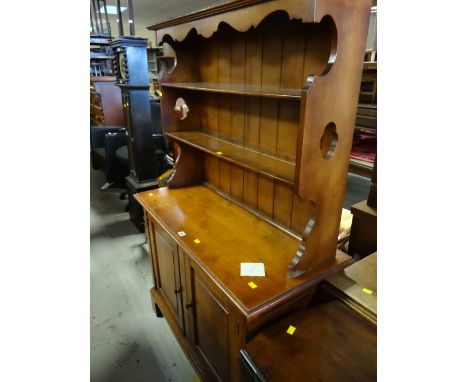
(136, 0, 371, 380)
(90, 76, 125, 126)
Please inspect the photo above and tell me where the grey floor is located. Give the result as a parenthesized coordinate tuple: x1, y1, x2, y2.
(90, 168, 198, 382)
(90, 166, 369, 382)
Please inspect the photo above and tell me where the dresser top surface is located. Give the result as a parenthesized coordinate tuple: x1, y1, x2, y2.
(136, 185, 350, 313)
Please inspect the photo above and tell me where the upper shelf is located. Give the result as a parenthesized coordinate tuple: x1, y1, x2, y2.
(161, 82, 302, 100)
(166, 130, 295, 186)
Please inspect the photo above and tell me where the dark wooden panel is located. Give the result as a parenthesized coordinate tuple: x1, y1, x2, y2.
(244, 27, 262, 152)
(257, 176, 274, 217)
(219, 160, 231, 194)
(230, 164, 244, 201)
(259, 98, 279, 154)
(260, 14, 283, 87)
(203, 154, 220, 187)
(230, 32, 246, 144)
(348, 201, 377, 260)
(193, 274, 230, 382)
(276, 100, 300, 161)
(280, 20, 306, 88)
(218, 95, 231, 139)
(273, 183, 293, 228)
(258, 13, 283, 156)
(200, 35, 219, 138)
(244, 97, 261, 149)
(217, 26, 231, 140)
(202, 93, 219, 136)
(154, 229, 181, 327)
(200, 33, 218, 83)
(243, 170, 258, 209)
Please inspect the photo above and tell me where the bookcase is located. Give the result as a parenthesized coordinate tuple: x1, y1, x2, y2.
(146, 47, 159, 77)
(135, 0, 371, 380)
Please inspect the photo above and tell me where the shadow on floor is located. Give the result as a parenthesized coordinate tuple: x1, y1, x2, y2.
(90, 219, 141, 240)
(91, 340, 171, 382)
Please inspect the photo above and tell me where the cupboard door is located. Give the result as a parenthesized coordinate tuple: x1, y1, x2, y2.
(184, 258, 231, 382)
(154, 228, 184, 332)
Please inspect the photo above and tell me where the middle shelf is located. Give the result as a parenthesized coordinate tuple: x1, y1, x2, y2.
(165, 130, 296, 186)
(161, 82, 302, 100)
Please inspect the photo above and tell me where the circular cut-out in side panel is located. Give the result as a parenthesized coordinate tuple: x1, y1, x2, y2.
(319, 15, 338, 76)
(320, 123, 338, 159)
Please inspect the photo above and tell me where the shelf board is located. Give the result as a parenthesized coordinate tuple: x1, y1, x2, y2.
(90, 54, 113, 60)
(161, 82, 302, 99)
(166, 131, 295, 186)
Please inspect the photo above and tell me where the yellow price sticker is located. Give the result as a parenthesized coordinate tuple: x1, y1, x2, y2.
(286, 325, 296, 335)
(362, 288, 373, 295)
(194, 239, 201, 244)
(216, 151, 223, 155)
(248, 281, 257, 289)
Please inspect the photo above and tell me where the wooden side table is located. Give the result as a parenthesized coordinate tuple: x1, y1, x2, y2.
(241, 253, 377, 381)
(348, 200, 377, 260)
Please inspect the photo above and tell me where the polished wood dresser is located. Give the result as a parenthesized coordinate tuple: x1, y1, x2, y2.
(90, 76, 125, 126)
(135, 0, 371, 380)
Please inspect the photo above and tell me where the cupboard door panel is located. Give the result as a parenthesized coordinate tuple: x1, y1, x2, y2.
(187, 266, 230, 382)
(154, 229, 184, 331)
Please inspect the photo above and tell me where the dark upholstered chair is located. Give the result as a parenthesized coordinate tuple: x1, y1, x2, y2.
(90, 125, 129, 185)
(90, 100, 170, 187)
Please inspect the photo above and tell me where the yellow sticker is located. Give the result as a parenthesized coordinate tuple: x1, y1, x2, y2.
(286, 325, 296, 335)
(216, 151, 223, 155)
(194, 377, 201, 382)
(362, 288, 373, 295)
(248, 281, 257, 289)
(194, 239, 201, 244)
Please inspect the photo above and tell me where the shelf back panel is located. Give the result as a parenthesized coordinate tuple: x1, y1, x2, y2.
(202, 153, 315, 237)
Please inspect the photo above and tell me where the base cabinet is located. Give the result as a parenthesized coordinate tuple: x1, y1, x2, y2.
(144, 204, 342, 381)
(149, 218, 242, 381)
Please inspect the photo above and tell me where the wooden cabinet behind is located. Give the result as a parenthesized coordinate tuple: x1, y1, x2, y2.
(90, 76, 125, 126)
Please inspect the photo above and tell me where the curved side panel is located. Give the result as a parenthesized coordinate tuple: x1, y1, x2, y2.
(289, 0, 372, 277)
(168, 143, 204, 189)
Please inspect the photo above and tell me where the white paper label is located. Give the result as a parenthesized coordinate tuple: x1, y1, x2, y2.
(240, 263, 265, 277)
